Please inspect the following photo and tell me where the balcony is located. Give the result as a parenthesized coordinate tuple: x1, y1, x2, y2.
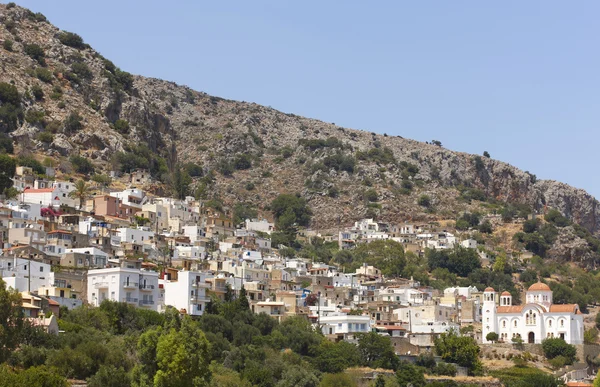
(123, 281, 138, 288)
(94, 282, 109, 288)
(122, 297, 138, 304)
(139, 284, 155, 291)
(192, 281, 209, 288)
(190, 295, 209, 303)
(139, 299, 154, 307)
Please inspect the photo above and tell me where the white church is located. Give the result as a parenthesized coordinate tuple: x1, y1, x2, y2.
(482, 282, 584, 345)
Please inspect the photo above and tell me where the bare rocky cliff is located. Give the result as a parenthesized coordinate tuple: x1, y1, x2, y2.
(1, 3, 599, 237)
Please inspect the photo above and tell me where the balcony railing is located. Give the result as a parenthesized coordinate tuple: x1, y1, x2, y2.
(122, 297, 138, 303)
(190, 295, 209, 303)
(123, 282, 138, 288)
(94, 282, 109, 288)
(139, 299, 154, 306)
(139, 284, 155, 290)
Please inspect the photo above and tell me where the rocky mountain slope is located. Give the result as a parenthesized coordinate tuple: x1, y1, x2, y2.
(0, 3, 598, 244)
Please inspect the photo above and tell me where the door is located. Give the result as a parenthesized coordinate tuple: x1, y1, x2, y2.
(528, 332, 535, 344)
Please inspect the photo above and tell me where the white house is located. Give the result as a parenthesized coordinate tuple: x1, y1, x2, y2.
(110, 188, 146, 209)
(482, 283, 584, 344)
(162, 271, 210, 316)
(87, 261, 159, 310)
(181, 225, 205, 244)
(461, 239, 478, 249)
(244, 219, 274, 234)
(116, 227, 155, 244)
(0, 257, 52, 292)
(319, 313, 372, 335)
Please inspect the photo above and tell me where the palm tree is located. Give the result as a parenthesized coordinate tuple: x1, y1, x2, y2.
(69, 179, 92, 209)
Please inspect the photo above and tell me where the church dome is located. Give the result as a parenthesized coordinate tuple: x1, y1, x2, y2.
(501, 291, 511, 296)
(528, 282, 550, 291)
(484, 287, 495, 292)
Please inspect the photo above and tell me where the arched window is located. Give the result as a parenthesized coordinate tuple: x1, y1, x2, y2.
(548, 320, 552, 327)
(514, 320, 518, 328)
(560, 319, 565, 327)
(502, 320, 506, 328)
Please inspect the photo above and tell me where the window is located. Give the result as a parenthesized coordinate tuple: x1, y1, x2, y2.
(39, 266, 43, 272)
(502, 320, 506, 328)
(548, 320, 552, 327)
(514, 320, 517, 328)
(560, 319, 565, 327)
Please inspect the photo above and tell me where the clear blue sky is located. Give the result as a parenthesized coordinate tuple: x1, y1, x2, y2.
(13, 1, 600, 197)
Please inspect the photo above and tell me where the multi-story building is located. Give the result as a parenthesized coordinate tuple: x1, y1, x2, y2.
(87, 260, 159, 311)
(163, 271, 210, 316)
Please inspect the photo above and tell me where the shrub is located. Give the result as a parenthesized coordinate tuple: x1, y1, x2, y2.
(245, 182, 255, 191)
(541, 338, 576, 365)
(36, 131, 54, 144)
(71, 62, 93, 81)
(280, 146, 294, 159)
(6, 2, 16, 9)
(35, 67, 53, 83)
(0, 82, 23, 132)
(23, 44, 45, 65)
(17, 156, 44, 174)
(69, 155, 94, 174)
(3, 39, 13, 51)
(50, 85, 63, 100)
(0, 135, 14, 153)
(63, 112, 83, 132)
(24, 109, 45, 125)
(233, 154, 252, 170)
(418, 194, 431, 207)
(183, 162, 203, 177)
(57, 31, 85, 49)
(486, 332, 499, 343)
(113, 119, 129, 134)
(31, 85, 44, 101)
(364, 189, 378, 202)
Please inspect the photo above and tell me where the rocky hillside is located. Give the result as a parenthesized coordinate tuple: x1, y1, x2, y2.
(0, 3, 599, 243)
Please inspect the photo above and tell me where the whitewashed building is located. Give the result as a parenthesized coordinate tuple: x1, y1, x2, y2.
(482, 283, 584, 344)
(87, 261, 159, 310)
(163, 271, 210, 316)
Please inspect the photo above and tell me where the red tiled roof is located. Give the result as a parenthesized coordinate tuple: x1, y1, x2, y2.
(549, 304, 578, 313)
(497, 305, 524, 314)
(528, 282, 551, 291)
(23, 188, 55, 193)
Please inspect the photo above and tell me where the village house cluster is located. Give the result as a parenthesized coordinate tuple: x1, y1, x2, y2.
(3, 167, 583, 351)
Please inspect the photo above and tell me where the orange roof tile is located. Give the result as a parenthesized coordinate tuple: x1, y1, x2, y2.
(528, 282, 551, 291)
(549, 304, 578, 313)
(23, 188, 55, 193)
(501, 291, 511, 296)
(484, 287, 495, 292)
(497, 305, 524, 314)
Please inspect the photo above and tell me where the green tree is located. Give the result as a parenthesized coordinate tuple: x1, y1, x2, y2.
(58, 31, 86, 49)
(171, 165, 192, 199)
(313, 340, 360, 373)
(276, 365, 319, 387)
(434, 330, 482, 375)
(0, 154, 16, 192)
(70, 154, 94, 174)
(541, 338, 577, 365)
(417, 194, 431, 207)
(271, 194, 312, 229)
(353, 240, 406, 277)
(396, 361, 426, 387)
(486, 332, 499, 343)
(68, 180, 92, 209)
(87, 365, 130, 387)
(483, 151, 490, 158)
(0, 82, 23, 133)
(0, 279, 25, 363)
(63, 111, 83, 132)
(154, 317, 211, 386)
(356, 332, 399, 370)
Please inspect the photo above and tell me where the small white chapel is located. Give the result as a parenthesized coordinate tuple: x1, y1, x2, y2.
(481, 282, 584, 345)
